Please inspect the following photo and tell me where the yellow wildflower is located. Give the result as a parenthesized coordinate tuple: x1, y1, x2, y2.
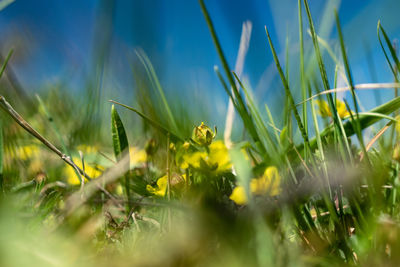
(15, 144, 40, 161)
(76, 145, 99, 154)
(129, 146, 147, 168)
(180, 140, 231, 173)
(230, 186, 247, 205)
(207, 140, 232, 172)
(64, 157, 103, 185)
(315, 99, 350, 119)
(146, 173, 187, 197)
(395, 115, 400, 136)
(181, 151, 207, 169)
(229, 166, 281, 205)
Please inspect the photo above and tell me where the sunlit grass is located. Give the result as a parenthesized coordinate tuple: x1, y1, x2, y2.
(1, 0, 400, 266)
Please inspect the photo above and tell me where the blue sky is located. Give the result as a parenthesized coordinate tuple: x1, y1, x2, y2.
(0, 0, 400, 124)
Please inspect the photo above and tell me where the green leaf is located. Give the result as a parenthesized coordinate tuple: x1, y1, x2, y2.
(111, 105, 129, 160)
(377, 21, 400, 80)
(111, 104, 131, 211)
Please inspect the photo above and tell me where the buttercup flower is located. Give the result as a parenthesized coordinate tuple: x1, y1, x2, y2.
(315, 99, 350, 119)
(64, 157, 104, 185)
(76, 144, 99, 154)
(229, 166, 281, 205)
(129, 146, 147, 168)
(15, 144, 40, 161)
(180, 140, 231, 173)
(146, 173, 187, 197)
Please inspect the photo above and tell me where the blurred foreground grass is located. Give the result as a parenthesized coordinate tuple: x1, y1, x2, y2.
(3, 0, 400, 266)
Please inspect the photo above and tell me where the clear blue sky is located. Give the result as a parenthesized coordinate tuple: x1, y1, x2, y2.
(0, 0, 400, 122)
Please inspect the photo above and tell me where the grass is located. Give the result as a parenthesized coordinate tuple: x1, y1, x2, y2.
(1, 0, 400, 266)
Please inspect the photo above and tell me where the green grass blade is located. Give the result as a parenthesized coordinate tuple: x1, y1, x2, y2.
(310, 93, 331, 196)
(265, 26, 310, 149)
(298, 0, 308, 148)
(377, 21, 400, 80)
(233, 73, 278, 158)
(135, 49, 178, 132)
(111, 104, 131, 211)
(335, 10, 370, 164)
(305, 96, 400, 151)
(265, 104, 280, 143)
(265, 104, 298, 183)
(0, 121, 3, 193)
(36, 94, 70, 156)
(303, 0, 352, 161)
(199, 0, 266, 155)
(109, 100, 183, 142)
(0, 49, 13, 80)
(214, 66, 236, 108)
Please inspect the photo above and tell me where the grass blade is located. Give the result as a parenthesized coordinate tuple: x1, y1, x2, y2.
(303, 0, 352, 161)
(233, 73, 278, 159)
(109, 100, 183, 142)
(335, 10, 370, 165)
(304, 96, 400, 151)
(0, 49, 13, 80)
(265, 26, 310, 149)
(199, 0, 266, 155)
(36, 94, 70, 155)
(298, 0, 308, 154)
(377, 21, 400, 80)
(135, 49, 178, 133)
(0, 121, 3, 193)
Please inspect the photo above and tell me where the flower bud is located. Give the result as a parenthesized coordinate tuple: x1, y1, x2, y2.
(192, 122, 216, 146)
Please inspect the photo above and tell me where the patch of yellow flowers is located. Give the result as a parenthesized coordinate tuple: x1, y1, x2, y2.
(146, 122, 282, 204)
(147, 139, 232, 197)
(180, 140, 232, 173)
(315, 99, 350, 119)
(229, 166, 281, 205)
(146, 173, 187, 197)
(64, 145, 147, 185)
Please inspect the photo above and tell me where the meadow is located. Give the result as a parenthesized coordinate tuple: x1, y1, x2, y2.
(2, 0, 400, 266)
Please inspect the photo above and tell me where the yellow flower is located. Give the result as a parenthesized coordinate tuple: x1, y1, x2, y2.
(180, 140, 231, 173)
(229, 166, 281, 205)
(76, 144, 99, 154)
(230, 186, 247, 205)
(15, 144, 40, 161)
(207, 140, 232, 172)
(181, 151, 207, 169)
(146, 174, 187, 197)
(129, 146, 147, 168)
(315, 99, 350, 119)
(64, 157, 104, 185)
(395, 115, 400, 136)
